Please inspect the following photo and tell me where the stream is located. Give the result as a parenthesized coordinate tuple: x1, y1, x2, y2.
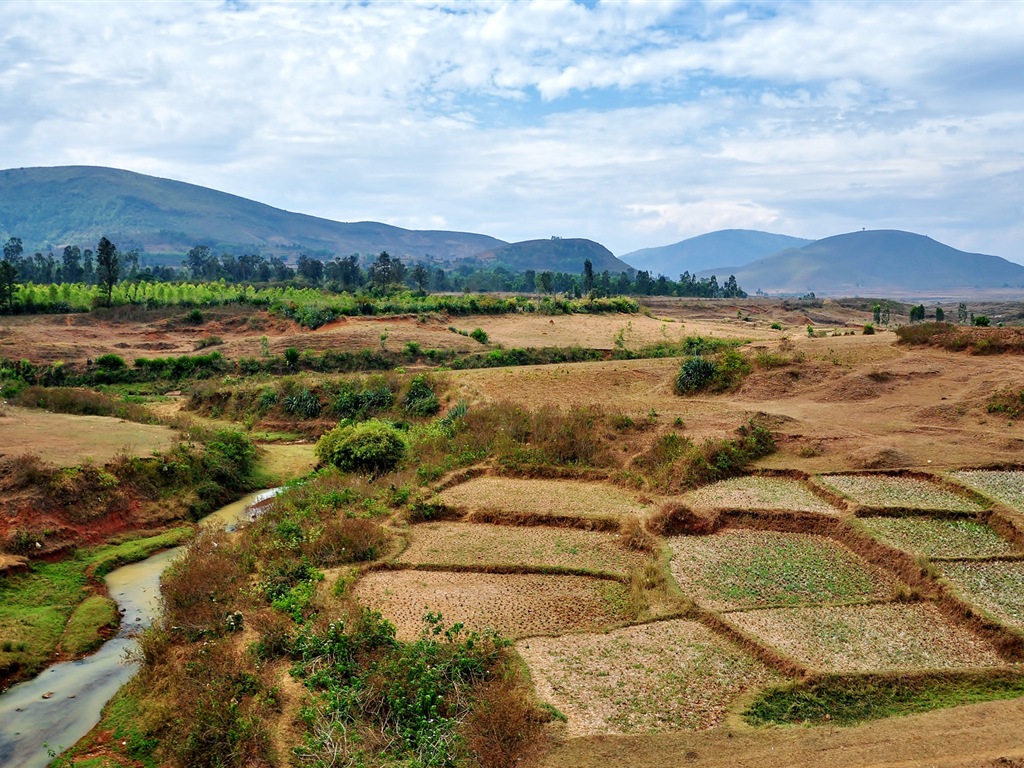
(0, 489, 279, 768)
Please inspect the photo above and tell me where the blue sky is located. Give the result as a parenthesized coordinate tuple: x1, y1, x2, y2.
(1, 0, 1023, 261)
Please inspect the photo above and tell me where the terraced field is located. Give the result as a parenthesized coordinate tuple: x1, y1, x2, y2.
(667, 530, 895, 610)
(727, 603, 1006, 672)
(951, 470, 1024, 512)
(858, 516, 1017, 558)
(819, 474, 984, 512)
(437, 476, 651, 521)
(941, 560, 1024, 630)
(517, 619, 783, 736)
(352, 570, 631, 641)
(684, 476, 840, 515)
(397, 521, 646, 576)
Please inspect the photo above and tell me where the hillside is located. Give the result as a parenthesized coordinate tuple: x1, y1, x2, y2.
(0, 166, 506, 262)
(473, 238, 632, 274)
(707, 230, 1024, 297)
(619, 229, 811, 276)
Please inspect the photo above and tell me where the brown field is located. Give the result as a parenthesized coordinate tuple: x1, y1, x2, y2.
(667, 530, 896, 610)
(437, 476, 651, 520)
(0, 405, 177, 467)
(517, 619, 783, 736)
(683, 476, 840, 514)
(726, 603, 1006, 672)
(818, 474, 985, 512)
(941, 560, 1024, 630)
(352, 570, 631, 640)
(397, 521, 646, 576)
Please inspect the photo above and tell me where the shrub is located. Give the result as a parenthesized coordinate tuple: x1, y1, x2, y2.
(283, 388, 322, 419)
(403, 374, 440, 417)
(863, 323, 875, 335)
(770, 322, 783, 330)
(674, 356, 717, 394)
(315, 419, 407, 475)
(95, 353, 126, 371)
(470, 327, 489, 344)
(974, 315, 991, 327)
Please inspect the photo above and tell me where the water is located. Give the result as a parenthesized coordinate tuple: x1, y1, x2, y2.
(0, 488, 278, 768)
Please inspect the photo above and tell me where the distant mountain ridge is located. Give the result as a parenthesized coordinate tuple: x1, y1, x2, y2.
(619, 229, 812, 275)
(0, 166, 506, 262)
(704, 230, 1024, 296)
(473, 238, 632, 274)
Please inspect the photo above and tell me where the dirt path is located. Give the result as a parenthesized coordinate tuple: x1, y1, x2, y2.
(532, 697, 1024, 768)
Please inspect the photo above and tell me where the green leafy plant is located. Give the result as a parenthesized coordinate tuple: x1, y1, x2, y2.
(315, 419, 408, 475)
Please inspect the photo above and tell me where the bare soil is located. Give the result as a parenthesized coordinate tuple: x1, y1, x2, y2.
(438, 477, 651, 520)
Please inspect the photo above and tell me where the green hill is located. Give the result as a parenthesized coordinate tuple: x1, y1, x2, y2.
(0, 166, 505, 261)
(474, 238, 631, 274)
(620, 229, 811, 276)
(713, 230, 1024, 296)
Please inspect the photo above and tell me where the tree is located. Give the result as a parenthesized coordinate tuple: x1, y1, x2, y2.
(62, 245, 83, 282)
(369, 251, 393, 289)
(411, 263, 430, 292)
(872, 304, 882, 323)
(957, 302, 969, 324)
(582, 259, 594, 295)
(184, 245, 217, 279)
(0, 255, 17, 312)
(538, 271, 554, 295)
(95, 236, 120, 307)
(935, 307, 945, 322)
(909, 304, 926, 322)
(296, 254, 324, 283)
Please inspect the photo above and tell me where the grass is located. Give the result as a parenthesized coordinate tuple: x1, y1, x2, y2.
(438, 477, 651, 520)
(856, 516, 1017, 559)
(819, 474, 985, 512)
(684, 476, 839, 514)
(667, 530, 894, 610)
(727, 603, 1005, 672)
(941, 560, 1024, 629)
(60, 595, 119, 656)
(518, 619, 783, 736)
(951, 470, 1024, 512)
(745, 670, 1024, 726)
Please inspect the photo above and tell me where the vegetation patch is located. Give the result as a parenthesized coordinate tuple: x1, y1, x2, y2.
(397, 521, 646, 577)
(951, 470, 1024, 512)
(745, 669, 1024, 727)
(857, 516, 1017, 559)
(518, 619, 783, 736)
(60, 594, 119, 656)
(438, 477, 650, 520)
(727, 603, 1005, 672)
(667, 530, 895, 610)
(352, 570, 632, 640)
(941, 560, 1024, 630)
(684, 476, 839, 514)
(819, 474, 984, 512)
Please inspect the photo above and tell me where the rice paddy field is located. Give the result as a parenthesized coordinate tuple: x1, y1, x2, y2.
(950, 470, 1024, 512)
(857, 516, 1018, 559)
(397, 521, 646, 576)
(667, 530, 896, 611)
(437, 476, 651, 521)
(726, 603, 1006, 672)
(683, 475, 840, 515)
(351, 570, 632, 640)
(941, 561, 1024, 630)
(516, 619, 783, 736)
(818, 474, 985, 512)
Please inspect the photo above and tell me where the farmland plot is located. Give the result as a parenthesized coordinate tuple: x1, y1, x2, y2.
(517, 619, 782, 736)
(438, 476, 650, 521)
(668, 530, 895, 610)
(941, 561, 1024, 630)
(353, 570, 631, 640)
(951, 470, 1024, 512)
(728, 603, 1005, 672)
(858, 516, 1017, 559)
(684, 476, 840, 515)
(819, 474, 984, 512)
(397, 521, 645, 577)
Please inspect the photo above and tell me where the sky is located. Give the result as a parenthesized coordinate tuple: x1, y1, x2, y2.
(1, 0, 1023, 261)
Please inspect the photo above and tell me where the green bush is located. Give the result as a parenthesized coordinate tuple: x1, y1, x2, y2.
(470, 327, 489, 344)
(863, 323, 875, 335)
(95, 353, 127, 370)
(316, 419, 407, 475)
(674, 356, 717, 394)
(974, 315, 991, 327)
(403, 374, 440, 417)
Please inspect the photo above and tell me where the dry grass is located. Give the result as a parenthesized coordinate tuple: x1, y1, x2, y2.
(857, 516, 1017, 559)
(941, 561, 1024, 630)
(727, 603, 1006, 672)
(951, 470, 1024, 512)
(683, 476, 839, 514)
(517, 619, 783, 736)
(667, 530, 896, 610)
(352, 570, 631, 640)
(397, 522, 646, 577)
(819, 474, 985, 512)
(438, 476, 651, 520)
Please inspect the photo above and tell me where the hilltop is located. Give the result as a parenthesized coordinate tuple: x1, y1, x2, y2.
(473, 237, 632, 274)
(620, 229, 811, 276)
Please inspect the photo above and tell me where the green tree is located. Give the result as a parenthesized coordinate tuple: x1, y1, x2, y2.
(411, 262, 430, 292)
(582, 258, 594, 295)
(61, 245, 83, 282)
(872, 304, 882, 323)
(369, 251, 393, 289)
(935, 307, 945, 322)
(95, 236, 120, 307)
(538, 271, 554, 295)
(909, 304, 925, 322)
(0, 256, 17, 312)
(958, 302, 969, 324)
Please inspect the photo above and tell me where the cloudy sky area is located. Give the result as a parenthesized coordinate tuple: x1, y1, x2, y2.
(2, 0, 1023, 260)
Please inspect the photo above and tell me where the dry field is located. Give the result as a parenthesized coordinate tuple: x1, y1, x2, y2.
(437, 476, 651, 521)
(517, 619, 783, 736)
(941, 560, 1024, 630)
(726, 603, 1006, 672)
(951, 470, 1024, 512)
(857, 516, 1018, 559)
(351, 570, 631, 641)
(397, 521, 646, 576)
(667, 530, 896, 610)
(683, 476, 840, 514)
(818, 474, 985, 512)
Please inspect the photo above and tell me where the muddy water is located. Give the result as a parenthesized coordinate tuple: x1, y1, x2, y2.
(0, 489, 278, 768)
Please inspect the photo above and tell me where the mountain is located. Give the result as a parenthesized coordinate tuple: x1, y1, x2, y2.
(708, 230, 1024, 296)
(0, 166, 506, 262)
(619, 229, 812, 276)
(473, 238, 632, 274)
